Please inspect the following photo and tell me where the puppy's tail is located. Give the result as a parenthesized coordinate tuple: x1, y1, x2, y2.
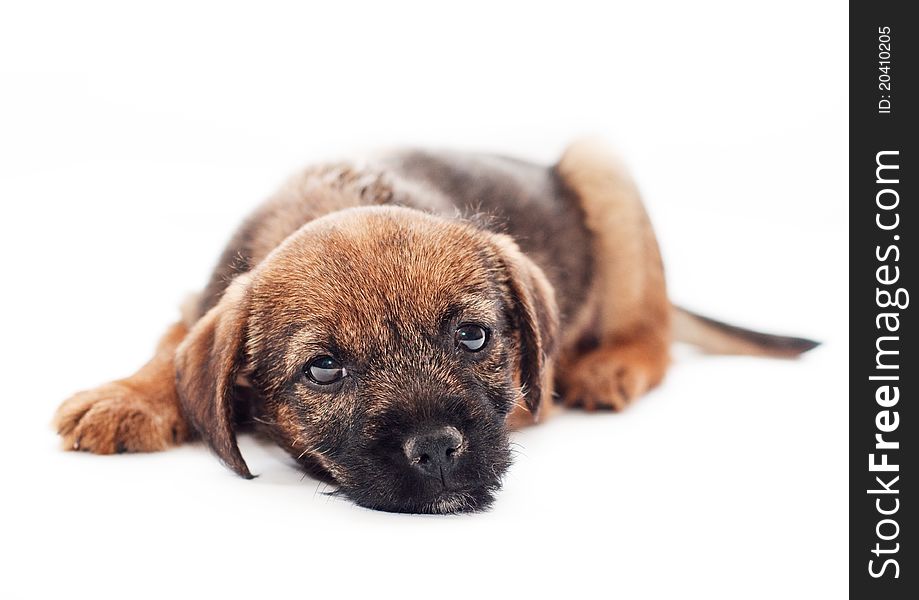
(671, 306, 820, 358)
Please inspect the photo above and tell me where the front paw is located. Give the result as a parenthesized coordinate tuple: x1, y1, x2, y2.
(54, 382, 184, 454)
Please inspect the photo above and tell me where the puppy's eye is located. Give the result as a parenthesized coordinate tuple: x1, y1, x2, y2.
(455, 324, 488, 352)
(305, 356, 347, 384)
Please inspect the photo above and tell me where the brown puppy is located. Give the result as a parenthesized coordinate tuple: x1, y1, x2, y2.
(54, 141, 817, 513)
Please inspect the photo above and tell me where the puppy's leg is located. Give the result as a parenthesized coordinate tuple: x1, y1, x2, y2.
(555, 141, 672, 411)
(559, 329, 669, 411)
(54, 323, 191, 453)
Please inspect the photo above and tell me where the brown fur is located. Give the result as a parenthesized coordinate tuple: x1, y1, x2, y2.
(53, 141, 816, 511)
(54, 322, 190, 453)
(552, 141, 671, 411)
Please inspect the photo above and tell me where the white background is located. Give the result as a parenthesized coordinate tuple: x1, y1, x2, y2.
(1, 2, 847, 598)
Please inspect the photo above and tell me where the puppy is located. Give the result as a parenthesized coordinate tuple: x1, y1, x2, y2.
(54, 141, 817, 513)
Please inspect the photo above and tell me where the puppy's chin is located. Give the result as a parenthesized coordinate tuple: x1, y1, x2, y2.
(344, 480, 502, 515)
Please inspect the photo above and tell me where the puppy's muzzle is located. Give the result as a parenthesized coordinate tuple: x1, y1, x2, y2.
(403, 426, 465, 480)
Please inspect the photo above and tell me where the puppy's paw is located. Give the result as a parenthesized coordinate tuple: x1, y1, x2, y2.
(54, 383, 184, 454)
(560, 345, 666, 411)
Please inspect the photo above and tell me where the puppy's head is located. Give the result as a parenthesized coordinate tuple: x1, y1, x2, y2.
(175, 206, 557, 513)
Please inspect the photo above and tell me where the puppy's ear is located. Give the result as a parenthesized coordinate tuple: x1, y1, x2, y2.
(491, 234, 559, 417)
(174, 275, 253, 478)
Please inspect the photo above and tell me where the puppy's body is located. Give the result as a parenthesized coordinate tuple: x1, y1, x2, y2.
(197, 146, 669, 416)
(55, 142, 816, 513)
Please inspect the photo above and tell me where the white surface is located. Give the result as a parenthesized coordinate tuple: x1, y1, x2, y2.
(1, 2, 847, 599)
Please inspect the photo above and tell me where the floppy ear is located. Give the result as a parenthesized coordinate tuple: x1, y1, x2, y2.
(174, 275, 253, 478)
(491, 234, 559, 417)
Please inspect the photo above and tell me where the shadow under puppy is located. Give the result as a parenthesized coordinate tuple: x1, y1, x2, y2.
(54, 141, 818, 514)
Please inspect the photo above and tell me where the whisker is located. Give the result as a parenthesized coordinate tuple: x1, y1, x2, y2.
(322, 487, 346, 500)
(313, 481, 325, 499)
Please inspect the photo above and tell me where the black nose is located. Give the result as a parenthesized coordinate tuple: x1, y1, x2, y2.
(403, 426, 464, 480)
